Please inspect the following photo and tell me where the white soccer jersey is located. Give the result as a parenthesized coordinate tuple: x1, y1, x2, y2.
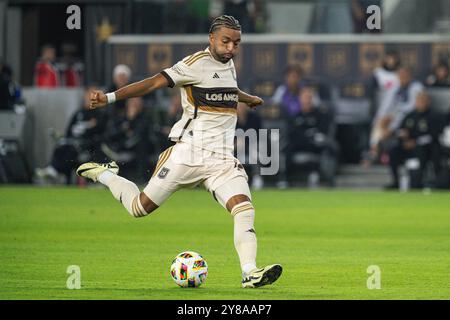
(160, 47, 238, 160)
(373, 67, 399, 93)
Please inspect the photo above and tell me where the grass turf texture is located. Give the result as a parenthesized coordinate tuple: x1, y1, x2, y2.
(0, 187, 449, 300)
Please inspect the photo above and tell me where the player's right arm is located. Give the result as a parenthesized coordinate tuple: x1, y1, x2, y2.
(91, 56, 201, 109)
(90, 73, 169, 109)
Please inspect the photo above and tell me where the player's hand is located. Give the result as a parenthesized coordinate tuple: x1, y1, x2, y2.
(89, 90, 108, 109)
(246, 96, 264, 109)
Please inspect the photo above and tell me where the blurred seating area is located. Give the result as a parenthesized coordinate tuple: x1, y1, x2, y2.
(2, 50, 450, 190)
(1, 0, 450, 189)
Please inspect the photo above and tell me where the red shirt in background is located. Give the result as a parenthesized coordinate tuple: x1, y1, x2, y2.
(34, 60, 60, 87)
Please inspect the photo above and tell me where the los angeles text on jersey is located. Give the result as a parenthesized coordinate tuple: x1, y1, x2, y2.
(191, 86, 239, 109)
(206, 92, 238, 102)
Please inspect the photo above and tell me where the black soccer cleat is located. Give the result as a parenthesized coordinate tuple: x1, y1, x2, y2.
(242, 264, 283, 288)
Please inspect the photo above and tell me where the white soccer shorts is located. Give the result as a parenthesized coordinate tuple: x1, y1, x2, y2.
(143, 142, 251, 209)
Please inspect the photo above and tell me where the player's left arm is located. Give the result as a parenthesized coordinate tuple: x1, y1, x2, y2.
(237, 88, 264, 109)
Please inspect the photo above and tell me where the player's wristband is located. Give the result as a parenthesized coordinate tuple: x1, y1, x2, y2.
(106, 92, 116, 104)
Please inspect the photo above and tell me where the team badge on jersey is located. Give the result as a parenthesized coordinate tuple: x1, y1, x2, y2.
(158, 167, 170, 179)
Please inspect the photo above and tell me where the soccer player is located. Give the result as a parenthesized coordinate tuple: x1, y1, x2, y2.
(77, 15, 282, 288)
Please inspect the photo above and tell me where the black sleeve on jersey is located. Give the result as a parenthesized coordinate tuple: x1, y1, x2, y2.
(160, 71, 175, 88)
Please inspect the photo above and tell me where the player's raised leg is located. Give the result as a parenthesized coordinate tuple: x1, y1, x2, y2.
(213, 176, 282, 288)
(76, 161, 158, 217)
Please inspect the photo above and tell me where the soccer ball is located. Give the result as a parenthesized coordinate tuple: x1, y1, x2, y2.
(170, 251, 208, 288)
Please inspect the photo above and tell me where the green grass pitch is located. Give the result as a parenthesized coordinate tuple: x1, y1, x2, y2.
(1, 186, 449, 300)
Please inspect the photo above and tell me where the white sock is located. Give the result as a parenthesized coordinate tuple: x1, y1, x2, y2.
(98, 170, 115, 185)
(242, 263, 257, 275)
(232, 202, 257, 275)
(99, 172, 147, 218)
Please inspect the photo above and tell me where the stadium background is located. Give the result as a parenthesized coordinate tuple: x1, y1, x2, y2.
(2, 0, 450, 189)
(1, 0, 450, 300)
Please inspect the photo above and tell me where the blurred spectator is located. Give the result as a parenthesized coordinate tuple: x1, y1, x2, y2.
(426, 62, 450, 87)
(371, 51, 401, 114)
(148, 91, 182, 153)
(35, 86, 107, 184)
(271, 65, 321, 188)
(235, 102, 264, 189)
(107, 64, 132, 117)
(58, 42, 84, 87)
(33, 44, 60, 88)
(286, 87, 338, 187)
(271, 65, 304, 117)
(369, 66, 424, 158)
(102, 97, 150, 182)
(0, 61, 21, 110)
(437, 112, 450, 188)
(246, 0, 266, 33)
(386, 91, 442, 189)
(270, 65, 303, 188)
(362, 51, 400, 164)
(161, 92, 183, 137)
(167, 92, 183, 127)
(350, 0, 382, 33)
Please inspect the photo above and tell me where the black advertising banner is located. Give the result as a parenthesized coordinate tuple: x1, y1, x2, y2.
(108, 37, 450, 99)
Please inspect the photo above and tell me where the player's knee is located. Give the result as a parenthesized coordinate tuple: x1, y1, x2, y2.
(140, 192, 159, 215)
(130, 193, 159, 218)
(227, 195, 254, 217)
(226, 194, 251, 213)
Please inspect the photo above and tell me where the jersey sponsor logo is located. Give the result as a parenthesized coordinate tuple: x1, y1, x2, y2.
(191, 86, 238, 109)
(205, 93, 238, 102)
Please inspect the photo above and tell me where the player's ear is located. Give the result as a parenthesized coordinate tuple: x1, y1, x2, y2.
(209, 33, 214, 44)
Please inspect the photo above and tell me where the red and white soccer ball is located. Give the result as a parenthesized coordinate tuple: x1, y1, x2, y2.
(170, 251, 208, 288)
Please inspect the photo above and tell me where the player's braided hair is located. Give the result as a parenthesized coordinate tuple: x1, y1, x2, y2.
(209, 15, 241, 34)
